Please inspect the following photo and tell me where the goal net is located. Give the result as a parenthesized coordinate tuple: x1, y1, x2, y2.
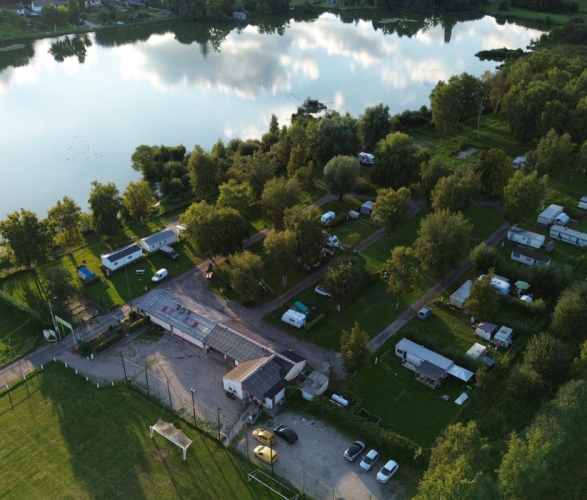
(149, 419, 193, 460)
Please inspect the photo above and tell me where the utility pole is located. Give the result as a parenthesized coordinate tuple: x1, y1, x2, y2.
(48, 298, 60, 339)
(217, 407, 221, 441)
(124, 263, 133, 314)
(189, 388, 196, 427)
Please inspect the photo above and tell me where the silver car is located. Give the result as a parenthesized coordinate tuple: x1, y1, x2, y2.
(359, 449, 380, 472)
(377, 460, 399, 483)
(315, 285, 331, 297)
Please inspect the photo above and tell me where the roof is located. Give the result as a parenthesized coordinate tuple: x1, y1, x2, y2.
(279, 349, 305, 364)
(495, 326, 513, 339)
(396, 338, 454, 371)
(580, 196, 587, 203)
(415, 360, 445, 380)
(223, 357, 270, 382)
(539, 204, 564, 220)
(78, 267, 96, 279)
(508, 226, 545, 242)
(447, 365, 474, 382)
(102, 244, 142, 263)
(477, 322, 498, 333)
(243, 356, 294, 399)
(206, 324, 271, 363)
(140, 229, 176, 246)
(300, 370, 329, 395)
(450, 280, 472, 301)
(32, 0, 66, 6)
(550, 225, 587, 239)
(361, 201, 374, 208)
(293, 301, 309, 313)
(512, 246, 551, 263)
(466, 343, 487, 359)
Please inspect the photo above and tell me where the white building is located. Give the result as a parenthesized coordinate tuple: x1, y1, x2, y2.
(140, 229, 177, 254)
(31, 0, 66, 13)
(550, 225, 587, 247)
(450, 280, 472, 309)
(512, 156, 526, 169)
(537, 204, 564, 226)
(476, 322, 498, 341)
(100, 244, 143, 272)
(0, 3, 26, 15)
(511, 246, 551, 266)
(578, 196, 587, 210)
(507, 226, 545, 249)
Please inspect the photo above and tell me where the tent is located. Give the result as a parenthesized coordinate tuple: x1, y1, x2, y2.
(447, 365, 474, 382)
(150, 419, 193, 460)
(515, 281, 530, 291)
(455, 392, 469, 405)
(466, 343, 487, 359)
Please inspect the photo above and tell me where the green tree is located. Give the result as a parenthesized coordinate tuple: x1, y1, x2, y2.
(42, 3, 69, 27)
(188, 145, 220, 199)
(473, 148, 513, 197)
(523, 332, 572, 386)
(88, 181, 121, 237)
(419, 157, 449, 201)
(358, 103, 391, 151)
(384, 246, 420, 309)
(47, 196, 83, 251)
(0, 210, 53, 270)
(216, 180, 254, 218)
(67, 0, 81, 24)
(306, 112, 361, 163)
(269, 114, 279, 134)
(371, 132, 427, 189)
(323, 155, 360, 201)
(227, 251, 264, 303)
(415, 422, 493, 500)
(340, 322, 370, 374)
(263, 230, 297, 288)
(414, 210, 472, 274)
(525, 129, 576, 178)
(294, 164, 316, 195)
(550, 283, 587, 343)
(464, 271, 499, 321)
(470, 242, 501, 273)
(245, 151, 277, 199)
(0, 9, 27, 35)
(504, 171, 548, 224)
(324, 257, 370, 309)
(430, 73, 483, 131)
(284, 206, 324, 266)
(122, 180, 156, 224)
(345, 232, 361, 252)
(431, 170, 481, 213)
(287, 144, 306, 178)
(371, 187, 410, 234)
(131, 145, 160, 181)
(43, 267, 76, 300)
(261, 178, 300, 230)
(571, 340, 587, 378)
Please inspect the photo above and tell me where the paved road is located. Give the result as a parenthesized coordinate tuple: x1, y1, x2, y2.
(368, 221, 511, 351)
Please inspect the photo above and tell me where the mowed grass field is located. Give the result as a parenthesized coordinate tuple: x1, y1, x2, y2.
(0, 364, 282, 500)
(0, 302, 41, 369)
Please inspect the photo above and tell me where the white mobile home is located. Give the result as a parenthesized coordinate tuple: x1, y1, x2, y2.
(476, 322, 498, 341)
(507, 226, 545, 249)
(281, 309, 306, 329)
(479, 274, 510, 295)
(550, 226, 587, 247)
(494, 326, 514, 347)
(537, 204, 564, 226)
(466, 343, 487, 359)
(512, 156, 526, 170)
(511, 247, 551, 266)
(140, 229, 177, 254)
(578, 196, 587, 210)
(450, 280, 472, 309)
(395, 338, 454, 373)
(360, 201, 374, 215)
(100, 244, 143, 272)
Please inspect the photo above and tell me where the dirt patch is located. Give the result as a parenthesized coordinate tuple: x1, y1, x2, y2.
(457, 147, 478, 159)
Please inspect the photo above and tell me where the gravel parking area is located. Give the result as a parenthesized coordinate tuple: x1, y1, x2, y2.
(237, 411, 407, 500)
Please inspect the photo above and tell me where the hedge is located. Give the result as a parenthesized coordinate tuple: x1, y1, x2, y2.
(305, 313, 326, 331)
(286, 387, 427, 468)
(325, 214, 347, 228)
(129, 317, 147, 332)
(94, 333, 122, 354)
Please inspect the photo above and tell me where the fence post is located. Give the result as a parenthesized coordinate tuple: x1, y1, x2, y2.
(7, 387, 13, 410)
(245, 428, 249, 457)
(190, 388, 196, 427)
(119, 350, 128, 384)
(167, 380, 172, 411)
(302, 468, 305, 496)
(145, 363, 150, 397)
(217, 407, 221, 441)
(23, 376, 31, 400)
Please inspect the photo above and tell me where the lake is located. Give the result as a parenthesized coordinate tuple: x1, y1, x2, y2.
(0, 12, 544, 218)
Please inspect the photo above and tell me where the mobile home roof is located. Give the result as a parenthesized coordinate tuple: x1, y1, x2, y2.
(396, 338, 454, 371)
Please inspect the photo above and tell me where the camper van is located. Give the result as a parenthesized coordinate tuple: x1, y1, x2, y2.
(323, 231, 339, 248)
(478, 275, 510, 295)
(281, 309, 307, 329)
(358, 152, 374, 165)
(320, 211, 336, 224)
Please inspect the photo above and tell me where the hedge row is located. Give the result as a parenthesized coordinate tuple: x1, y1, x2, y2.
(305, 313, 326, 331)
(94, 333, 122, 354)
(286, 387, 427, 468)
(325, 214, 348, 228)
(129, 317, 148, 332)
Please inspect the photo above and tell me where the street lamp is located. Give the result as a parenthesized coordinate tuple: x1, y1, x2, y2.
(48, 296, 61, 340)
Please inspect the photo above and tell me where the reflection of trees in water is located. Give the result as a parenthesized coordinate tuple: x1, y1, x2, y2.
(0, 44, 35, 73)
(49, 35, 93, 63)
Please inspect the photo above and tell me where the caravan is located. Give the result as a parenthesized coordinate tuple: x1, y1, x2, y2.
(323, 231, 339, 248)
(478, 274, 510, 295)
(281, 309, 307, 329)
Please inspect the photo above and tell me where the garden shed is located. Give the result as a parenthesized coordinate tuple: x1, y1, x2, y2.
(360, 201, 374, 215)
(476, 322, 498, 341)
(579, 196, 587, 210)
(450, 280, 472, 309)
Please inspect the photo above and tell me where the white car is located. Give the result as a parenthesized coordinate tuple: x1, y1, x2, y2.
(320, 211, 336, 224)
(151, 269, 168, 283)
(359, 449, 380, 472)
(315, 285, 331, 297)
(377, 460, 399, 483)
(358, 152, 374, 165)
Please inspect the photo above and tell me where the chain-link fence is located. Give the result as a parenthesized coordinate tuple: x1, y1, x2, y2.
(0, 361, 44, 419)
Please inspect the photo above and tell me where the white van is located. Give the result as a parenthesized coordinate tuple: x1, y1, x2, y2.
(320, 211, 336, 224)
(323, 231, 339, 248)
(358, 152, 374, 165)
(281, 309, 307, 329)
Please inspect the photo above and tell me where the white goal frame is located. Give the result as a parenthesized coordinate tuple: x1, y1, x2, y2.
(248, 469, 299, 500)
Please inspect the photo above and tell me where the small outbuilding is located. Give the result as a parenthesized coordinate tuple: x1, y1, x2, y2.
(0, 3, 26, 15)
(300, 370, 329, 401)
(512, 156, 526, 170)
(578, 196, 587, 210)
(494, 326, 514, 348)
(360, 201, 374, 215)
(348, 210, 360, 220)
(476, 322, 498, 341)
(233, 11, 246, 20)
(511, 246, 551, 266)
(140, 229, 177, 254)
(466, 343, 487, 359)
(479, 274, 510, 295)
(537, 204, 564, 226)
(550, 225, 587, 247)
(31, 0, 66, 13)
(450, 280, 472, 309)
(100, 244, 143, 272)
(77, 265, 97, 282)
(507, 226, 545, 249)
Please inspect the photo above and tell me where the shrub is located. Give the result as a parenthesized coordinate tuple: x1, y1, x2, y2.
(108, 324, 114, 331)
(129, 310, 138, 321)
(128, 317, 148, 332)
(305, 313, 326, 331)
(508, 366, 544, 400)
(470, 243, 501, 272)
(458, 140, 469, 150)
(116, 326, 123, 334)
(325, 214, 347, 228)
(94, 333, 122, 354)
(78, 341, 92, 357)
(499, 295, 546, 314)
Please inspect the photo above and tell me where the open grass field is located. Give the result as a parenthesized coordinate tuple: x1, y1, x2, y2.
(0, 302, 41, 369)
(0, 363, 283, 500)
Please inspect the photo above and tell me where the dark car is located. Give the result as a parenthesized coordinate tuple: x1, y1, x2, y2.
(160, 245, 180, 261)
(344, 440, 366, 462)
(273, 424, 298, 444)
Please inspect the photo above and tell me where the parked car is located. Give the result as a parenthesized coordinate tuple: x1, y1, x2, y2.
(253, 445, 277, 464)
(359, 449, 380, 471)
(417, 307, 432, 320)
(151, 269, 168, 283)
(160, 245, 180, 261)
(315, 285, 331, 297)
(320, 211, 336, 224)
(273, 424, 298, 444)
(252, 428, 276, 446)
(344, 440, 366, 462)
(358, 152, 375, 165)
(377, 460, 399, 483)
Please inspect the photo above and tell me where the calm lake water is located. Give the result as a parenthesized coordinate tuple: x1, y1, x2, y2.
(0, 12, 544, 218)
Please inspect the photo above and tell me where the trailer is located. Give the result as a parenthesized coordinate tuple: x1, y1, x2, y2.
(537, 204, 564, 226)
(550, 225, 587, 247)
(450, 280, 472, 309)
(507, 226, 545, 249)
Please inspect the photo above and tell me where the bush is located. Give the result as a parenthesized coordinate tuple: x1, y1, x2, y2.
(508, 366, 544, 400)
(128, 317, 148, 332)
(458, 140, 469, 150)
(470, 243, 501, 272)
(94, 333, 122, 354)
(78, 341, 92, 357)
(305, 313, 326, 331)
(499, 295, 546, 314)
(325, 214, 347, 228)
(129, 310, 138, 321)
(108, 324, 114, 331)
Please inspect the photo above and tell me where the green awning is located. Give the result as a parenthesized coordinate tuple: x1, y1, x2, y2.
(515, 281, 530, 290)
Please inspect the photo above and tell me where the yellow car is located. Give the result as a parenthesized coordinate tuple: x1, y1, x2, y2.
(252, 428, 276, 446)
(254, 445, 278, 464)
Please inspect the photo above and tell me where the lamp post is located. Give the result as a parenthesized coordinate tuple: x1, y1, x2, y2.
(48, 296, 60, 339)
(124, 263, 133, 314)
(189, 388, 197, 427)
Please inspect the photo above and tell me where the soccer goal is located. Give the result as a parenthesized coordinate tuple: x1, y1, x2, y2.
(248, 469, 299, 500)
(149, 419, 193, 460)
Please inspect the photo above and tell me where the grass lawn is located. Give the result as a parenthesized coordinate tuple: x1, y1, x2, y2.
(0, 363, 284, 500)
(546, 170, 587, 208)
(0, 302, 42, 369)
(467, 206, 506, 243)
